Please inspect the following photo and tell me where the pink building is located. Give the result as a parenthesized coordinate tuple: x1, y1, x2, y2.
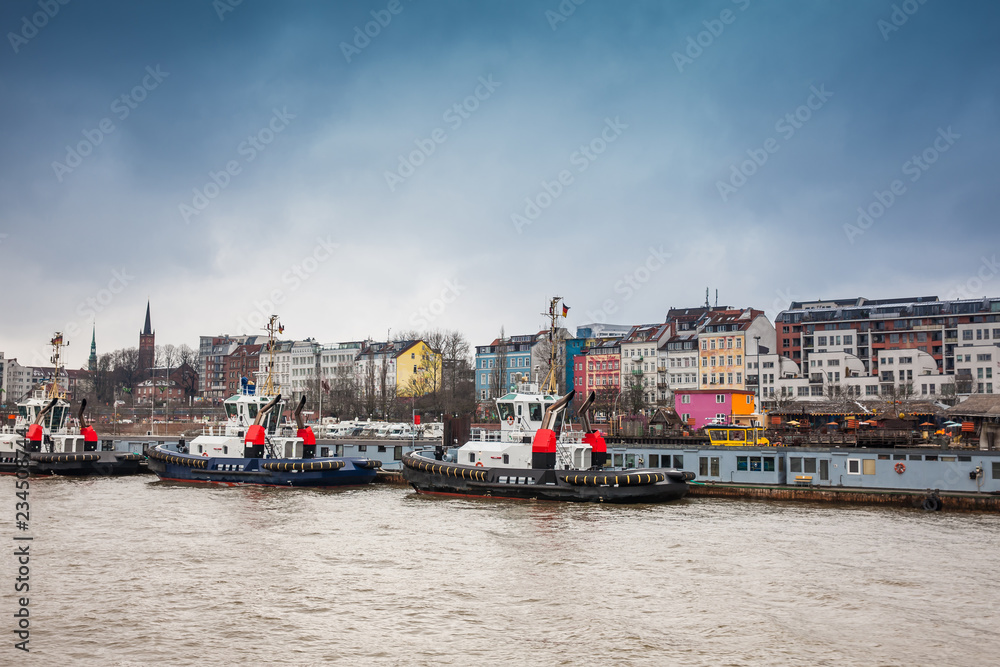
(674, 389, 756, 429)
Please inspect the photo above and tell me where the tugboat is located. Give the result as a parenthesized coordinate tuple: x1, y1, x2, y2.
(145, 316, 380, 487)
(402, 298, 694, 503)
(0, 334, 143, 476)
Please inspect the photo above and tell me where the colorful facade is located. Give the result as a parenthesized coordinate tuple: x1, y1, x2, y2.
(674, 388, 756, 428)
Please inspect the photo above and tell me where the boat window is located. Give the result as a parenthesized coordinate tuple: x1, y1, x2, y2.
(736, 456, 748, 471)
(223, 446, 228, 455)
(626, 454, 635, 468)
(529, 403, 543, 421)
(498, 403, 514, 421)
(359, 445, 367, 452)
(711, 457, 720, 476)
(729, 429, 745, 442)
(613, 454, 623, 467)
(673, 455, 684, 469)
(248, 403, 259, 420)
(378, 445, 386, 453)
(789, 457, 802, 473)
(503, 454, 509, 464)
(699, 457, 708, 476)
(847, 459, 860, 474)
(650, 454, 660, 468)
(18, 406, 29, 420)
(877, 454, 890, 460)
(225, 403, 238, 419)
(708, 429, 726, 441)
(803, 458, 817, 473)
(468, 453, 475, 463)
(893, 454, 906, 460)
(763, 457, 775, 472)
(394, 446, 402, 461)
(749, 457, 762, 472)
(993, 462, 1000, 479)
(320, 447, 329, 457)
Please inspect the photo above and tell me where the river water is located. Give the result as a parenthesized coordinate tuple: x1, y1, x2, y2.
(4, 475, 999, 666)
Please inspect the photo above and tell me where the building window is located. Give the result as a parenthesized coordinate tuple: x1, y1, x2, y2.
(716, 394, 725, 403)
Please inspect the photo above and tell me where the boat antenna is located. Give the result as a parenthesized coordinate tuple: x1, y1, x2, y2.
(540, 296, 563, 395)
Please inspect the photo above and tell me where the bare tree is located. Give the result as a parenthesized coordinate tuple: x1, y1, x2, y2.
(112, 347, 142, 392)
(488, 326, 510, 398)
(623, 373, 647, 415)
(177, 344, 198, 369)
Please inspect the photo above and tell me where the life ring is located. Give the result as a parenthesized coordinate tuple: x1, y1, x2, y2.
(506, 416, 514, 426)
(475, 461, 484, 467)
(894, 462, 906, 474)
(202, 452, 209, 457)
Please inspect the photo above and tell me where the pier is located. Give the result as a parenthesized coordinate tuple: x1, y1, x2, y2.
(687, 481, 1000, 511)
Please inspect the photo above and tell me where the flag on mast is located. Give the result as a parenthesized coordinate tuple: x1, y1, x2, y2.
(561, 303, 569, 317)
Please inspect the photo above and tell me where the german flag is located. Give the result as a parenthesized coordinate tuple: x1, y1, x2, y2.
(562, 304, 569, 317)
(51, 334, 63, 345)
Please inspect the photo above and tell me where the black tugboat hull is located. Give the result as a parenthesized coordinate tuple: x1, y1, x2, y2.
(145, 446, 379, 487)
(401, 453, 690, 504)
(4, 451, 147, 476)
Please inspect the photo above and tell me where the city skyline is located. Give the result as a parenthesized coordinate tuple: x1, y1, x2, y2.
(2, 1, 998, 369)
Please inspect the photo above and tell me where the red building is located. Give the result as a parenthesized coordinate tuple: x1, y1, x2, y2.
(225, 344, 262, 394)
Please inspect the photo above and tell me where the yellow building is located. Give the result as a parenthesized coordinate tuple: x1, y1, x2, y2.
(395, 340, 442, 397)
(698, 308, 774, 391)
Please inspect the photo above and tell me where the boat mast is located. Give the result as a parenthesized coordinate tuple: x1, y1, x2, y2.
(540, 296, 563, 395)
(261, 315, 283, 397)
(47, 333, 67, 400)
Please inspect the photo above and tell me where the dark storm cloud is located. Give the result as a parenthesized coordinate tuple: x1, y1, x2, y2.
(1, 0, 998, 365)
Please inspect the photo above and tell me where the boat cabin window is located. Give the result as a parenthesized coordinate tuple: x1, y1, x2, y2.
(498, 403, 515, 421)
(45, 406, 66, 430)
(225, 403, 238, 419)
(529, 403, 542, 421)
(728, 429, 745, 442)
(18, 406, 29, 421)
(708, 429, 727, 441)
(468, 453, 475, 463)
(248, 403, 259, 420)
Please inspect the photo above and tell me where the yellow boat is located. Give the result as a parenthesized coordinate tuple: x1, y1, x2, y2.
(706, 424, 770, 447)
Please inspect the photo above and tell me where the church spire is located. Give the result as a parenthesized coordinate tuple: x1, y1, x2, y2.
(142, 300, 153, 335)
(88, 322, 97, 372)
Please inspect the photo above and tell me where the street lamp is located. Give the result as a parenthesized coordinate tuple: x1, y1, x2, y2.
(754, 335, 761, 447)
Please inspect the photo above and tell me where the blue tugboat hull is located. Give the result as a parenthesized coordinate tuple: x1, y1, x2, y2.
(146, 447, 378, 487)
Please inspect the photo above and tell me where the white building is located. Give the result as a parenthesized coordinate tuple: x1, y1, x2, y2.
(619, 324, 671, 406)
(954, 344, 997, 395)
(1, 355, 33, 404)
(662, 331, 700, 396)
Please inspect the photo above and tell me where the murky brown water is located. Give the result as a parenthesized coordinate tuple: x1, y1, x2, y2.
(4, 475, 999, 666)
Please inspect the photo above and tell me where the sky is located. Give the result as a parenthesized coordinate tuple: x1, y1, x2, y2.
(1, 0, 998, 369)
